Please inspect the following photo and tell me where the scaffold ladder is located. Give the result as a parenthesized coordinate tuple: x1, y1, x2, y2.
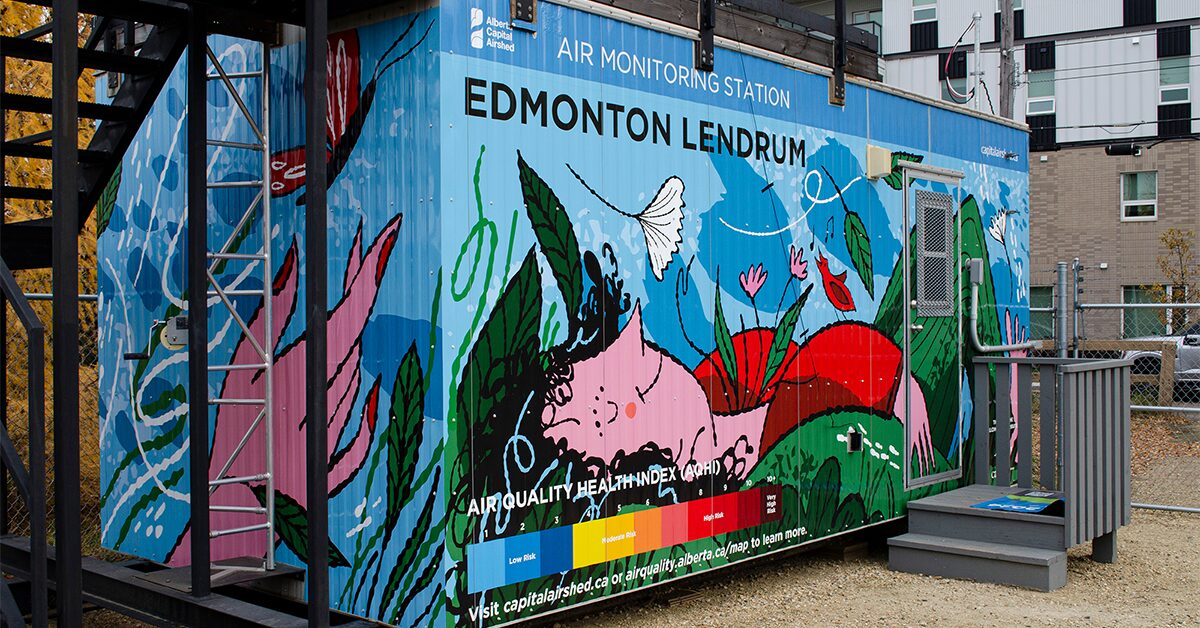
(202, 42, 275, 571)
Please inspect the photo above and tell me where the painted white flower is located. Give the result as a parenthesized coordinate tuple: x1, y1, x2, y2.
(567, 164, 686, 281)
(635, 177, 686, 281)
(988, 210, 1007, 244)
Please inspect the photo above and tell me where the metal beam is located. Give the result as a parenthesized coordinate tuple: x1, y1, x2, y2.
(187, 5, 212, 599)
(829, 0, 846, 105)
(0, 261, 48, 627)
(51, 0, 83, 625)
(304, 0, 330, 625)
(723, 0, 878, 51)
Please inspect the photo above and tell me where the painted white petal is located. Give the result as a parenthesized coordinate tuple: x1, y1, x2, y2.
(636, 176, 685, 281)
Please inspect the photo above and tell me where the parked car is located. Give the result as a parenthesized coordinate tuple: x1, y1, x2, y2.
(1125, 322, 1200, 390)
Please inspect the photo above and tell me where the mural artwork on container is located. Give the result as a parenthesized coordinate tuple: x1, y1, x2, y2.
(97, 2, 1029, 626)
(98, 12, 446, 625)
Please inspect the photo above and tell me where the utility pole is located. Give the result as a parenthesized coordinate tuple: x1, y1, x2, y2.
(972, 12, 982, 112)
(999, 0, 1015, 118)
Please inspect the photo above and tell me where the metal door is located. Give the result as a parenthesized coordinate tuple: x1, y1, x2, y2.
(901, 163, 964, 489)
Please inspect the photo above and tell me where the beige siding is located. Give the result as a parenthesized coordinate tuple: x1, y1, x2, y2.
(1030, 142, 1200, 338)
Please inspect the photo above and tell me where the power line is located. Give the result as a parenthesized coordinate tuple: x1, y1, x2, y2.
(893, 24, 1200, 57)
(1025, 60, 1200, 84)
(1049, 115, 1200, 130)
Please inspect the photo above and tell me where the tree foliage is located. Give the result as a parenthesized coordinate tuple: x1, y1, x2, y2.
(1148, 228, 1198, 330)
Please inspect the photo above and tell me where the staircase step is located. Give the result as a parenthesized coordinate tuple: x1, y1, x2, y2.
(909, 506, 1066, 550)
(3, 93, 133, 121)
(3, 186, 53, 201)
(888, 533, 1067, 591)
(2, 142, 108, 163)
(0, 36, 163, 74)
(906, 486, 1066, 551)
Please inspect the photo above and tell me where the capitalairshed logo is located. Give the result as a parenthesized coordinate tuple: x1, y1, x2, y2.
(468, 7, 515, 52)
(470, 8, 484, 49)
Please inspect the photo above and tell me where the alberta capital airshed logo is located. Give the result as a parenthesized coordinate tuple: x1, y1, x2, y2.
(469, 7, 515, 52)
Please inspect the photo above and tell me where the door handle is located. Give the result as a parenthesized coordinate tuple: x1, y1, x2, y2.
(911, 324, 925, 332)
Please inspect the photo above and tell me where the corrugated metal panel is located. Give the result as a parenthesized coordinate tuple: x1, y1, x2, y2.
(936, 0, 995, 49)
(1159, 0, 1200, 22)
(884, 55, 942, 101)
(1024, 0, 1123, 38)
(882, 0, 911, 54)
(1051, 34, 1159, 144)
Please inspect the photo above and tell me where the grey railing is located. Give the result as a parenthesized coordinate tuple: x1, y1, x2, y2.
(973, 356, 1132, 548)
(0, 257, 47, 627)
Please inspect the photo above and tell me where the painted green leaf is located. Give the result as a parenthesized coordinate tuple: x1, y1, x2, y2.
(805, 457, 843, 536)
(451, 250, 542, 562)
(517, 151, 583, 326)
(713, 285, 738, 387)
(844, 211, 874, 298)
(831, 493, 867, 532)
(95, 163, 122, 237)
(883, 152, 925, 190)
(250, 486, 350, 568)
(384, 344, 425, 531)
(456, 249, 542, 435)
(820, 166, 874, 299)
(378, 468, 440, 620)
(760, 283, 813, 396)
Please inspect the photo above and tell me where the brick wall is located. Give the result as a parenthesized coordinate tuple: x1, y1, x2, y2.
(1029, 141, 1200, 340)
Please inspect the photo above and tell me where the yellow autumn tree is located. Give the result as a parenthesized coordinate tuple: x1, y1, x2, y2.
(3, 3, 105, 550)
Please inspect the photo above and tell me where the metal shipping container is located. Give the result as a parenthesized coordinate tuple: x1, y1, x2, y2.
(96, 1, 1030, 625)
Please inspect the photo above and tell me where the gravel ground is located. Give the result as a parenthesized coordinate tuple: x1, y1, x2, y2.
(574, 510, 1200, 628)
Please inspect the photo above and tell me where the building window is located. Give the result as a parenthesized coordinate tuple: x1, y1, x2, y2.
(852, 10, 882, 39)
(943, 77, 970, 103)
(1124, 285, 1189, 338)
(1124, 286, 1166, 338)
(1026, 70, 1055, 115)
(1123, 0, 1155, 27)
(1120, 171, 1157, 221)
(1160, 57, 1190, 105)
(913, 0, 937, 24)
(1030, 286, 1054, 340)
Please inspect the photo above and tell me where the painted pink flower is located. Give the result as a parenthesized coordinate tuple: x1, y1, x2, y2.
(789, 245, 808, 280)
(739, 264, 767, 300)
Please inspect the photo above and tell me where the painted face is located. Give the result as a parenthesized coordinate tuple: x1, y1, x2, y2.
(540, 306, 715, 470)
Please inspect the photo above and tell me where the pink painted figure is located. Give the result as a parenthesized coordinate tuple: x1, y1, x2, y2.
(739, 264, 767, 300)
(540, 305, 768, 479)
(788, 245, 808, 281)
(538, 305, 938, 481)
(169, 214, 401, 565)
(1005, 308, 1030, 456)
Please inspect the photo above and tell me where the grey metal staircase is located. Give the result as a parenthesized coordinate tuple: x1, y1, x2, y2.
(889, 356, 1133, 591)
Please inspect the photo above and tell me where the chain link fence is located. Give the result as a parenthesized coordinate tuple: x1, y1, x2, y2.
(1073, 300, 1200, 513)
(3, 295, 105, 554)
(1028, 262, 1200, 513)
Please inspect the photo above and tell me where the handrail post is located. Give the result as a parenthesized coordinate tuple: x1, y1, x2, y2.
(1038, 364, 1057, 489)
(995, 363, 1012, 485)
(973, 362, 991, 485)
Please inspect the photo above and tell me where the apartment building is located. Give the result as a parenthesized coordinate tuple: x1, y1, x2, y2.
(793, 0, 1200, 340)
